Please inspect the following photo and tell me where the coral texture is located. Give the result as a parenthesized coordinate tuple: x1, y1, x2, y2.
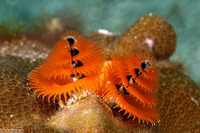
(157, 67, 200, 132)
(0, 56, 58, 132)
(48, 96, 157, 133)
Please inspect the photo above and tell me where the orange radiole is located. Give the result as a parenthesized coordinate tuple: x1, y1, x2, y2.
(97, 54, 159, 123)
(28, 32, 105, 102)
(28, 32, 159, 124)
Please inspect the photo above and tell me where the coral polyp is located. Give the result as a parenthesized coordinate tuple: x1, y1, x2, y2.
(97, 54, 159, 123)
(28, 32, 105, 102)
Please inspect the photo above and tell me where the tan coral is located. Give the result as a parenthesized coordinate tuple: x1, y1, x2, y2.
(48, 95, 155, 133)
(115, 13, 176, 60)
(0, 56, 59, 132)
(0, 48, 59, 132)
(157, 67, 200, 133)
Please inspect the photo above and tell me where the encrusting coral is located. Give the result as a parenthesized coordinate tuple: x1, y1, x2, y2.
(0, 13, 199, 132)
(48, 95, 157, 133)
(0, 56, 58, 132)
(157, 67, 200, 132)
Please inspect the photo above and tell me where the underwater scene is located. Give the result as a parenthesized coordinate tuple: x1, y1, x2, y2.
(0, 0, 200, 132)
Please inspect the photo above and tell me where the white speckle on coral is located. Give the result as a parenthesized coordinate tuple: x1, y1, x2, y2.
(134, 36, 137, 39)
(83, 109, 91, 114)
(67, 97, 75, 105)
(145, 38, 154, 49)
(191, 97, 198, 105)
(98, 29, 113, 35)
(149, 13, 153, 16)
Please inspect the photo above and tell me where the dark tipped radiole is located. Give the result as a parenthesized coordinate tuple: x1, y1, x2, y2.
(141, 60, 152, 70)
(70, 48, 80, 57)
(66, 36, 76, 46)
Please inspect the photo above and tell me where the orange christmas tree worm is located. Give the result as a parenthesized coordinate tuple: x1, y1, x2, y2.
(28, 32, 105, 102)
(97, 54, 159, 123)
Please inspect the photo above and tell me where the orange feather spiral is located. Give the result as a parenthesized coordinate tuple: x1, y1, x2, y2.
(28, 32, 105, 102)
(97, 54, 159, 123)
